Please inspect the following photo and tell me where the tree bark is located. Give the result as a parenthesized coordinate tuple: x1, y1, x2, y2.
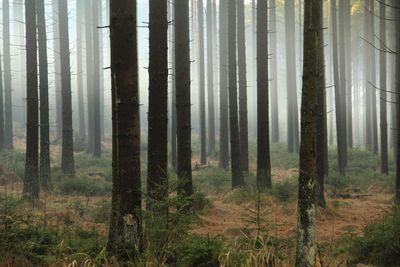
(207, 0, 216, 155)
(228, 0, 244, 188)
(37, 0, 50, 189)
(76, 0, 86, 139)
(23, 0, 39, 200)
(295, 0, 322, 265)
(369, 0, 378, 155)
(0, 53, 4, 150)
(198, 0, 207, 165)
(285, 0, 299, 153)
(147, 0, 168, 211)
(107, 0, 142, 255)
(395, 0, 400, 205)
(3, 0, 13, 150)
(218, 0, 229, 170)
(345, 0, 353, 148)
(379, 0, 388, 175)
(170, 0, 177, 172)
(331, 0, 346, 175)
(52, 0, 62, 142)
(92, 0, 102, 157)
(175, 0, 194, 209)
(59, 0, 75, 176)
(270, 0, 279, 143)
(256, 0, 272, 189)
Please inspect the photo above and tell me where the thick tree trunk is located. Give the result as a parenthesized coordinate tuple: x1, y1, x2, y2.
(92, 0, 102, 157)
(379, 0, 388, 175)
(3, 0, 13, 150)
(23, 0, 39, 201)
(175, 0, 193, 209)
(37, 0, 50, 189)
(257, 0, 272, 189)
(237, 0, 249, 173)
(198, 0, 207, 165)
(52, 0, 62, 142)
(270, 0, 279, 143)
(295, 0, 322, 265)
(285, 0, 299, 153)
(59, 0, 75, 176)
(107, 0, 142, 255)
(218, 0, 229, 169)
(207, 0, 216, 155)
(147, 0, 168, 211)
(76, 0, 86, 139)
(228, 0, 244, 188)
(331, 0, 346, 175)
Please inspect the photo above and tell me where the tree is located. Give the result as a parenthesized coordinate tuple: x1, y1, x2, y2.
(0, 53, 4, 150)
(256, 0, 271, 188)
(3, 0, 13, 150)
(369, 0, 378, 155)
(58, 0, 75, 176)
(218, 0, 229, 169)
(345, 0, 353, 148)
(147, 0, 168, 211)
(207, 0, 216, 155)
(331, 0, 347, 175)
(107, 0, 142, 255)
(395, 0, 400, 205)
(237, 0, 249, 172)
(295, 0, 323, 265)
(85, 0, 95, 154)
(52, 0, 62, 142)
(92, 0, 102, 157)
(175, 0, 193, 209)
(198, 0, 206, 165)
(76, 0, 86, 139)
(23, 0, 39, 200)
(284, 0, 299, 153)
(379, 0, 388, 175)
(170, 0, 177, 172)
(270, 0, 279, 143)
(228, 0, 244, 188)
(37, 0, 50, 189)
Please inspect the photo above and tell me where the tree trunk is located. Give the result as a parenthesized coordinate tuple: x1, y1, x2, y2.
(228, 0, 244, 188)
(270, 0, 279, 143)
(85, 0, 94, 154)
(331, 0, 346, 175)
(76, 0, 86, 139)
(23, 0, 39, 201)
(395, 0, 400, 205)
(257, 0, 272, 189)
(147, 0, 168, 211)
(58, 0, 75, 176)
(237, 0, 248, 172)
(345, 0, 353, 148)
(198, 0, 206, 165)
(170, 0, 177, 172)
(52, 0, 62, 142)
(285, 0, 299, 153)
(92, 0, 102, 157)
(369, 0, 378, 155)
(295, 0, 322, 265)
(218, 0, 229, 169)
(3, 0, 13, 150)
(107, 0, 142, 255)
(207, 0, 216, 155)
(37, 0, 50, 189)
(175, 0, 193, 210)
(379, 0, 388, 175)
(0, 53, 4, 150)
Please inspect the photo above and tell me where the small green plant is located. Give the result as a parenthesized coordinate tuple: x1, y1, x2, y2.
(270, 179, 297, 202)
(58, 176, 111, 196)
(91, 200, 111, 224)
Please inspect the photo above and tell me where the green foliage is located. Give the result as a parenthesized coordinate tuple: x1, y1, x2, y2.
(58, 176, 112, 196)
(269, 178, 297, 202)
(91, 200, 111, 224)
(349, 207, 400, 267)
(193, 166, 231, 194)
(167, 235, 223, 267)
(0, 150, 25, 179)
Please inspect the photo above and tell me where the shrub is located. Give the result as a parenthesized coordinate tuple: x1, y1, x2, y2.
(58, 177, 111, 196)
(349, 207, 400, 267)
(91, 200, 111, 224)
(270, 178, 297, 202)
